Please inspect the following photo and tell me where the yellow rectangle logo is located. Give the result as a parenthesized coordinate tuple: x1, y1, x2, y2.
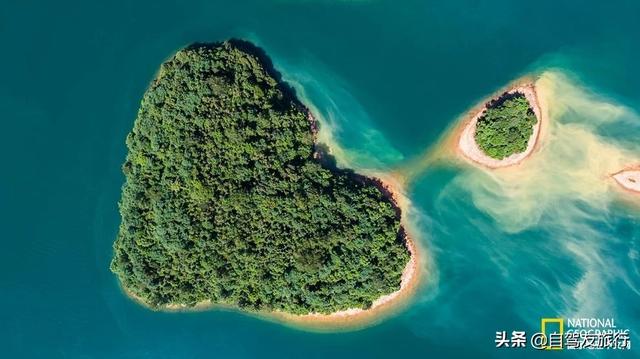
(541, 318, 564, 350)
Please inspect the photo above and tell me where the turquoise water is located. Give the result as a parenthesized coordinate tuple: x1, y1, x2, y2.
(2, 0, 639, 357)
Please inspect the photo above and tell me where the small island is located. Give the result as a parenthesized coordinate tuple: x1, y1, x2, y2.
(457, 83, 543, 168)
(612, 167, 640, 194)
(110, 40, 417, 324)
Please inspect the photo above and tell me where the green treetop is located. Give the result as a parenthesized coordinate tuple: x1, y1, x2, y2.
(474, 93, 537, 159)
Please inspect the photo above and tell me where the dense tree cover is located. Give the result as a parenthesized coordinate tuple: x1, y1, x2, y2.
(474, 93, 537, 159)
(110, 41, 410, 314)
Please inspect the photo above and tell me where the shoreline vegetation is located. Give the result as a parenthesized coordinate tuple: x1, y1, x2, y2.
(456, 80, 544, 168)
(113, 40, 420, 329)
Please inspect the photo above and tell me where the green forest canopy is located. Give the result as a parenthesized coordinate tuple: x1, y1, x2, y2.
(474, 93, 538, 159)
(110, 41, 411, 315)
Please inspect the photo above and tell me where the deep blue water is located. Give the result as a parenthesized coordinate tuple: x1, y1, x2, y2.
(1, 1, 639, 357)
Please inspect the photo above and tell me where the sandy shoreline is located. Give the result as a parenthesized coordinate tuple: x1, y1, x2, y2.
(456, 80, 544, 168)
(121, 109, 421, 330)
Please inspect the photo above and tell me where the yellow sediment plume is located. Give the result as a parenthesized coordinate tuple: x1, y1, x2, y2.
(436, 71, 640, 231)
(394, 75, 542, 182)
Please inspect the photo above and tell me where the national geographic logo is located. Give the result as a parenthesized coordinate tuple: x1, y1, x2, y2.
(495, 317, 631, 351)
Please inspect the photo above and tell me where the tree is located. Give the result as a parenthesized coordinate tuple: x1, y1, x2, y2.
(474, 93, 537, 159)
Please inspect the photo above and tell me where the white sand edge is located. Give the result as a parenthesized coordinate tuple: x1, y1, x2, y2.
(612, 168, 640, 194)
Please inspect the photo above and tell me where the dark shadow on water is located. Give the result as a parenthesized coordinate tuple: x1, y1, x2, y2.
(486, 90, 535, 115)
